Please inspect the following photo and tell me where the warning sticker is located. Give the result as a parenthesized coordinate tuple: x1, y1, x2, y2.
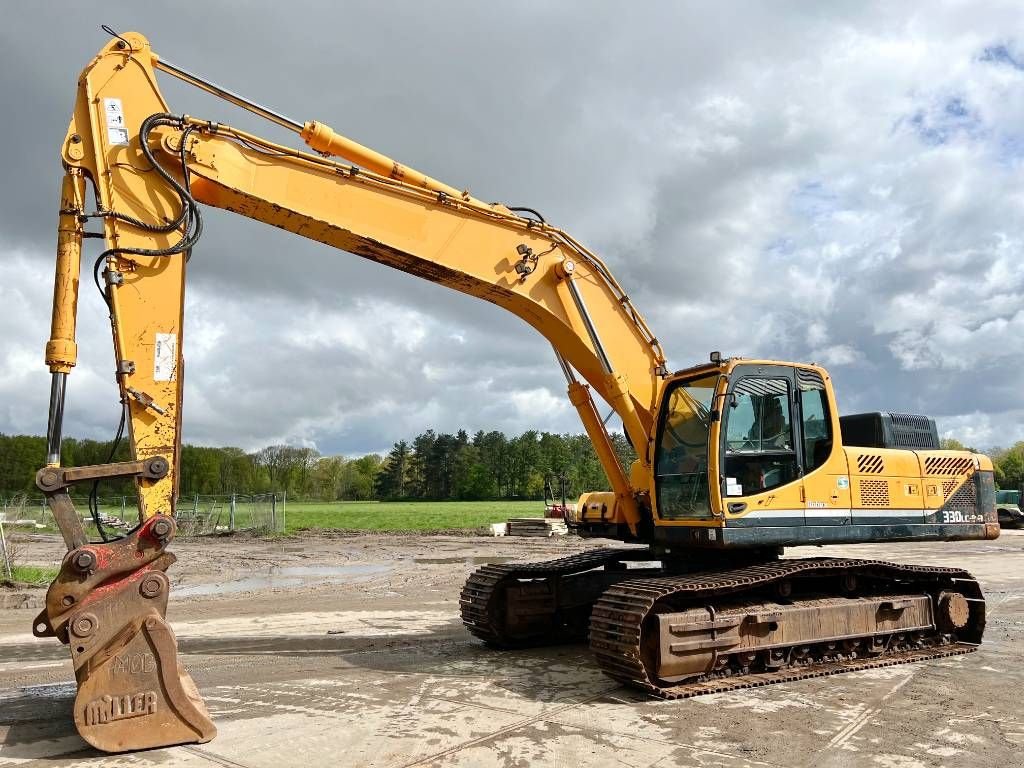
(103, 98, 129, 145)
(107, 127, 129, 146)
(154, 334, 176, 381)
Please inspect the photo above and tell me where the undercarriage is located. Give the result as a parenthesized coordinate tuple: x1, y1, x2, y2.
(459, 549, 985, 698)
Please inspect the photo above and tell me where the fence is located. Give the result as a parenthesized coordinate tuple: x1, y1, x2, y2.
(174, 493, 285, 536)
(0, 517, 12, 581)
(0, 492, 286, 537)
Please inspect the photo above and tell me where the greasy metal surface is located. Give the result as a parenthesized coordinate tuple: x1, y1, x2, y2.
(590, 557, 984, 698)
(36, 459, 169, 551)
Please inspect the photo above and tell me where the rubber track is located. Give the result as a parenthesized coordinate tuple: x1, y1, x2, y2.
(459, 547, 653, 645)
(589, 557, 981, 698)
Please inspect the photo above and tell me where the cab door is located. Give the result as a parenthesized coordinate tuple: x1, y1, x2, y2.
(795, 368, 851, 525)
(720, 365, 805, 528)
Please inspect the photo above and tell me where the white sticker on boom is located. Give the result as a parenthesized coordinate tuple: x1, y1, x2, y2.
(154, 334, 177, 381)
(107, 127, 129, 145)
(103, 98, 129, 145)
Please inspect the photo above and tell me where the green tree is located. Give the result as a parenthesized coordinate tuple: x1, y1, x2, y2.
(341, 454, 382, 500)
(376, 441, 411, 499)
(451, 444, 494, 500)
(939, 438, 979, 452)
(310, 456, 346, 500)
(219, 447, 255, 493)
(993, 442, 1024, 490)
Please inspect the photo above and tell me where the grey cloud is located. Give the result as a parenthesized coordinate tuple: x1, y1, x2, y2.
(1, 1, 1023, 455)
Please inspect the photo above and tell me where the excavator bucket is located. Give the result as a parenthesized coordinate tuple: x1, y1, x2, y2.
(33, 488, 215, 752)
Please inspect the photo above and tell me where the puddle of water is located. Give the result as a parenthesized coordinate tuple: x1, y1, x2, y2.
(412, 555, 518, 565)
(175, 564, 392, 597)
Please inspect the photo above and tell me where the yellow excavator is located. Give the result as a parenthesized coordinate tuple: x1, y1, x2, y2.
(36, 30, 998, 752)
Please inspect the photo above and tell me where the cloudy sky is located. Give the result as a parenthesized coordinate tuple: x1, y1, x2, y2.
(1, 2, 1022, 455)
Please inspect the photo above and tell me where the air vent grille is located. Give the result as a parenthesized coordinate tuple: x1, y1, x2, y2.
(856, 454, 885, 474)
(944, 480, 977, 514)
(859, 479, 890, 507)
(925, 456, 974, 475)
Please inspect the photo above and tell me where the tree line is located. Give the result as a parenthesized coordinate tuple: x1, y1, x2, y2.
(2, 432, 1020, 503)
(0, 429, 636, 502)
(941, 438, 1024, 491)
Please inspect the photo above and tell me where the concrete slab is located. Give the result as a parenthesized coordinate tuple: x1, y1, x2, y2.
(1, 531, 1022, 767)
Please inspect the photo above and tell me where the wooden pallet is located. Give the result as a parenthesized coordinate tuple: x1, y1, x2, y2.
(506, 517, 569, 537)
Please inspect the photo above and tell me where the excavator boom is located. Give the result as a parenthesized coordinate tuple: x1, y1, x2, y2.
(48, 32, 667, 528)
(39, 31, 669, 752)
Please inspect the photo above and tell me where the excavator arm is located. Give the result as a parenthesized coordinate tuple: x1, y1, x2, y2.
(38, 31, 667, 751)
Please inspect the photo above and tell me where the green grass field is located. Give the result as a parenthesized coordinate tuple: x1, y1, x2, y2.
(282, 499, 543, 533)
(1, 498, 545, 537)
(3, 564, 59, 586)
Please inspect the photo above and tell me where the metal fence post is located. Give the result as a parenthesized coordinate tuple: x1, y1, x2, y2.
(120, 496, 126, 522)
(271, 494, 277, 532)
(229, 494, 236, 532)
(0, 518, 12, 581)
(282, 491, 286, 533)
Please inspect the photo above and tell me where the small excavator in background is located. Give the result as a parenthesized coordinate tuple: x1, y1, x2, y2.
(36, 30, 997, 753)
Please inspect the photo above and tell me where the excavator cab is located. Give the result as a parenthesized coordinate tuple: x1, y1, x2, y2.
(653, 359, 829, 529)
(648, 357, 998, 550)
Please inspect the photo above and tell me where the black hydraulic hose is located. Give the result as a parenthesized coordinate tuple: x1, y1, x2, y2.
(92, 114, 204, 305)
(89, 404, 127, 542)
(508, 206, 546, 224)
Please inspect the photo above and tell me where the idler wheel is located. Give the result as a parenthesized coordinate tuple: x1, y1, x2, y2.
(937, 591, 970, 632)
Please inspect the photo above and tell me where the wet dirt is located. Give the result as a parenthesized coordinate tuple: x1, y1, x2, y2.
(411, 555, 518, 565)
(174, 564, 395, 597)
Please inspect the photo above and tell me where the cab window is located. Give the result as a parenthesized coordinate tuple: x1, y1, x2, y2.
(798, 370, 832, 472)
(724, 377, 798, 496)
(655, 373, 717, 519)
